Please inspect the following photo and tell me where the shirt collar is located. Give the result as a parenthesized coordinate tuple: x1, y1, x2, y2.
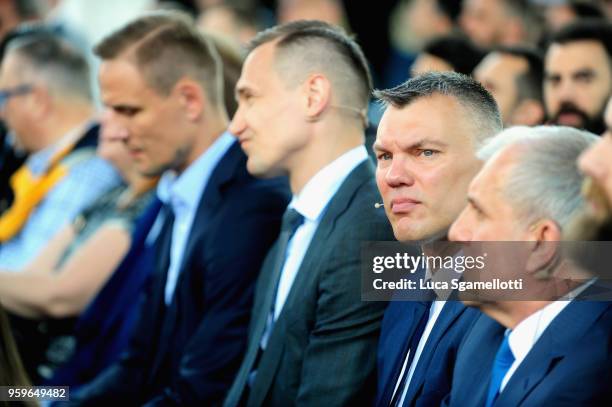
(507, 298, 573, 362)
(290, 145, 368, 221)
(507, 278, 597, 361)
(27, 120, 95, 175)
(157, 131, 235, 213)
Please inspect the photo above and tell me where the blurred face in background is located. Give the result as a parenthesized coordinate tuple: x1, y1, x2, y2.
(0, 52, 39, 152)
(411, 53, 454, 76)
(407, 0, 454, 43)
(544, 40, 612, 134)
(460, 0, 508, 47)
(474, 52, 536, 126)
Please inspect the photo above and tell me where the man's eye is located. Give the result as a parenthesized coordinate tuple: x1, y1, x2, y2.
(115, 106, 140, 117)
(575, 72, 594, 84)
(377, 152, 391, 161)
(545, 76, 561, 87)
(419, 149, 437, 157)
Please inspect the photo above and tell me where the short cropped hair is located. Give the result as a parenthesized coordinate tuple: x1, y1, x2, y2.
(495, 46, 544, 103)
(94, 11, 223, 107)
(421, 35, 486, 75)
(5, 33, 92, 102)
(374, 71, 502, 145)
(247, 20, 373, 113)
(547, 19, 612, 59)
(477, 125, 597, 227)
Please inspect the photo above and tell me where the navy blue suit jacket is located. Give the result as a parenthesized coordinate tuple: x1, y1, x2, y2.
(72, 142, 290, 406)
(49, 197, 163, 389)
(444, 300, 612, 406)
(376, 299, 480, 407)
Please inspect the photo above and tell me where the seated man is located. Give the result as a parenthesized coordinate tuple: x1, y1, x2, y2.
(373, 71, 502, 407)
(0, 32, 119, 270)
(224, 20, 394, 407)
(447, 125, 610, 406)
(69, 12, 289, 406)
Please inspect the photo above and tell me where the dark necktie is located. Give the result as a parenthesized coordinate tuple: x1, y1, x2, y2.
(485, 334, 515, 407)
(390, 301, 432, 407)
(260, 208, 304, 349)
(223, 208, 305, 406)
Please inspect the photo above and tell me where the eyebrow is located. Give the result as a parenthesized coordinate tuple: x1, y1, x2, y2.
(372, 141, 385, 152)
(373, 138, 448, 152)
(467, 196, 485, 214)
(572, 68, 596, 78)
(235, 83, 256, 100)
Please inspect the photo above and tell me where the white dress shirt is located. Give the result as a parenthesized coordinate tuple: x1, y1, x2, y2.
(156, 131, 235, 305)
(501, 280, 595, 391)
(392, 300, 447, 406)
(272, 145, 368, 319)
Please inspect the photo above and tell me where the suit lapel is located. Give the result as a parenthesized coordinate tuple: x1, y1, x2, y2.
(175, 143, 242, 278)
(402, 301, 466, 404)
(378, 301, 430, 407)
(281, 160, 374, 310)
(497, 300, 610, 406)
(150, 142, 243, 377)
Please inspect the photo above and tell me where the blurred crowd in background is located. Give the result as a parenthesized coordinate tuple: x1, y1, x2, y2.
(0, 1, 610, 406)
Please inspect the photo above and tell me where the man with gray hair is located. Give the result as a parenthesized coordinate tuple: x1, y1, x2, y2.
(447, 126, 611, 406)
(0, 32, 119, 270)
(373, 71, 502, 407)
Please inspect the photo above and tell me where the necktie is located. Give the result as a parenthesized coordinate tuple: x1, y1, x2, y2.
(485, 334, 515, 407)
(390, 301, 432, 407)
(260, 208, 304, 348)
(242, 207, 304, 391)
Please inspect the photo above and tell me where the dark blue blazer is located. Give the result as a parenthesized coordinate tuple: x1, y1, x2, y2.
(376, 299, 480, 407)
(71, 142, 290, 406)
(444, 300, 612, 407)
(48, 197, 163, 389)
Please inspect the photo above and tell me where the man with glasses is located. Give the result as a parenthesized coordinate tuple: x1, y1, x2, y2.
(0, 32, 119, 271)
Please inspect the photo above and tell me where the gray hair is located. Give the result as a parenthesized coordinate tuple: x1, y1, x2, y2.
(374, 72, 503, 148)
(477, 125, 597, 227)
(6, 33, 92, 102)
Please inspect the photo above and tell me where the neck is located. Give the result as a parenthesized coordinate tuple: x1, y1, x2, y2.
(176, 113, 228, 175)
(38, 101, 94, 150)
(483, 301, 551, 330)
(118, 172, 157, 210)
(288, 119, 364, 194)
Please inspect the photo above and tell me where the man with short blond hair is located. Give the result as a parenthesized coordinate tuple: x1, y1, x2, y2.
(71, 11, 289, 405)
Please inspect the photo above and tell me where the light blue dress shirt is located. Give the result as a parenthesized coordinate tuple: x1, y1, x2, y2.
(157, 131, 235, 305)
(0, 122, 120, 271)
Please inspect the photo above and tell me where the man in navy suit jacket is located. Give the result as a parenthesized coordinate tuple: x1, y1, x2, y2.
(372, 72, 502, 407)
(446, 126, 610, 406)
(69, 13, 289, 406)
